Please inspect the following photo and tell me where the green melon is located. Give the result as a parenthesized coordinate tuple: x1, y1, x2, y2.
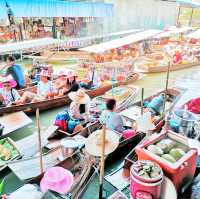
(147, 145, 164, 156)
(162, 154, 176, 163)
(156, 139, 175, 153)
(169, 148, 185, 161)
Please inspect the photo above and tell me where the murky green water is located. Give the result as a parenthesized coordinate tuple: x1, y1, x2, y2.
(3, 59, 200, 198)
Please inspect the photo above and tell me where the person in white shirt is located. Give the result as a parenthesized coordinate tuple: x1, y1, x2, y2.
(0, 80, 20, 106)
(19, 69, 55, 104)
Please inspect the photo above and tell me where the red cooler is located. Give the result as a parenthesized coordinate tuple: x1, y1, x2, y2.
(136, 130, 198, 191)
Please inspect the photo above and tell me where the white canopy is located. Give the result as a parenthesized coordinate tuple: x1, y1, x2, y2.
(155, 27, 193, 39)
(80, 29, 162, 53)
(187, 29, 200, 39)
(59, 29, 141, 48)
(0, 38, 60, 54)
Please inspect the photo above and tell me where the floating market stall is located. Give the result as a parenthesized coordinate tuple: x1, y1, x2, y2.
(26, 29, 141, 61)
(79, 29, 162, 82)
(135, 27, 200, 73)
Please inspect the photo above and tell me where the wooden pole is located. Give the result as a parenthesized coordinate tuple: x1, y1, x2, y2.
(163, 61, 170, 115)
(99, 125, 106, 199)
(141, 88, 144, 115)
(36, 108, 44, 173)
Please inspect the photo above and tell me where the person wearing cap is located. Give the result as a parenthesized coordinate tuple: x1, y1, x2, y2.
(100, 98, 125, 133)
(0, 80, 20, 106)
(18, 69, 55, 103)
(68, 89, 91, 121)
(6, 56, 25, 89)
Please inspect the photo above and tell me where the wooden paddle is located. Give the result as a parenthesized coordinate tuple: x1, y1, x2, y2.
(163, 61, 170, 115)
(36, 108, 44, 173)
(141, 88, 144, 115)
(99, 125, 106, 199)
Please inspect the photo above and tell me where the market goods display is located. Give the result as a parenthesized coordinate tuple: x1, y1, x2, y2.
(0, 138, 20, 166)
(146, 138, 188, 163)
(132, 160, 162, 180)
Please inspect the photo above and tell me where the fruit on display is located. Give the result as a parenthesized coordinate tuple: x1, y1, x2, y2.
(147, 145, 164, 156)
(169, 148, 185, 161)
(156, 139, 176, 153)
(146, 137, 188, 164)
(0, 138, 20, 166)
(161, 154, 176, 163)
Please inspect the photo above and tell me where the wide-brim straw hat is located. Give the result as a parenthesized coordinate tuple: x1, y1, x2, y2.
(40, 166, 74, 194)
(85, 129, 120, 157)
(68, 89, 90, 104)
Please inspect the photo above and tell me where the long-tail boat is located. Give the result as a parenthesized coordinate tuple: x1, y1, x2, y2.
(3, 148, 97, 199)
(0, 72, 141, 115)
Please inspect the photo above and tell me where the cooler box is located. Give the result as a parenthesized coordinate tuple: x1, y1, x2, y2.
(136, 130, 198, 191)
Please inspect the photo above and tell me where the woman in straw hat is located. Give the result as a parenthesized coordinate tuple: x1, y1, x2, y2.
(68, 89, 91, 121)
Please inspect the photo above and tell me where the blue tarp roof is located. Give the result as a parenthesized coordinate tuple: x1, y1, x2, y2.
(177, 0, 200, 7)
(0, 1, 7, 19)
(4, 0, 113, 17)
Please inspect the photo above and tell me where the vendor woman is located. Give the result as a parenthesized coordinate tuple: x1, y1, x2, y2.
(100, 98, 125, 133)
(68, 89, 91, 121)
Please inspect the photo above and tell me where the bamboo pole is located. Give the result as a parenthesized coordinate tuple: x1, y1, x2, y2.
(163, 61, 170, 115)
(36, 108, 44, 174)
(99, 125, 106, 199)
(141, 88, 144, 115)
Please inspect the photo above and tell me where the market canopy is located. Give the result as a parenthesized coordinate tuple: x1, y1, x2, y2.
(187, 29, 200, 39)
(0, 38, 60, 54)
(80, 29, 162, 53)
(5, 0, 113, 17)
(176, 0, 200, 7)
(0, 1, 7, 19)
(154, 27, 193, 38)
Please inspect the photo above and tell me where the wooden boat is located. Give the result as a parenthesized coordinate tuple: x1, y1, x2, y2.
(53, 87, 185, 139)
(8, 148, 97, 199)
(135, 61, 200, 73)
(0, 111, 32, 138)
(0, 72, 141, 115)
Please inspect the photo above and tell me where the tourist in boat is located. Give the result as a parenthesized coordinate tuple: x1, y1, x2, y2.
(100, 98, 125, 133)
(54, 70, 69, 96)
(18, 69, 55, 103)
(5, 56, 25, 89)
(0, 80, 20, 106)
(68, 89, 91, 121)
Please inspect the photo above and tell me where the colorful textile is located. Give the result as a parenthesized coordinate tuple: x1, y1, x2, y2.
(185, 98, 200, 114)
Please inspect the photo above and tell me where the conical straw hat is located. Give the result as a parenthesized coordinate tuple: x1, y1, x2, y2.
(85, 129, 120, 157)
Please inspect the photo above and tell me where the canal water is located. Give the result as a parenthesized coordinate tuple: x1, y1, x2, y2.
(3, 59, 200, 198)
